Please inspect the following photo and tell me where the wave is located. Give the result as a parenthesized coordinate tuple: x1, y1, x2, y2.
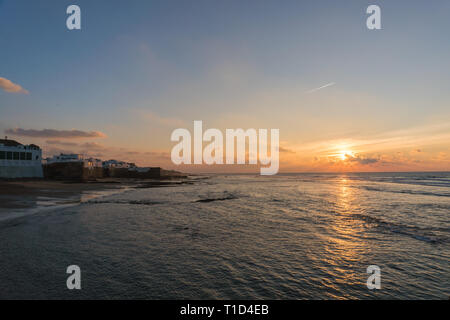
(348, 213, 448, 244)
(87, 199, 163, 206)
(358, 185, 450, 197)
(335, 172, 450, 188)
(195, 195, 237, 203)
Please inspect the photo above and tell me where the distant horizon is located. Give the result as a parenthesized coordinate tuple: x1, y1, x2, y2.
(187, 170, 450, 175)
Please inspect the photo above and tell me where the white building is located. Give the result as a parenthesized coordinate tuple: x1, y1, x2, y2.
(102, 159, 136, 169)
(46, 153, 84, 163)
(85, 157, 103, 168)
(46, 153, 102, 168)
(0, 138, 43, 178)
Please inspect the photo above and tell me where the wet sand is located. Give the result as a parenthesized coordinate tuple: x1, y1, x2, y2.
(0, 179, 126, 210)
(0, 178, 194, 212)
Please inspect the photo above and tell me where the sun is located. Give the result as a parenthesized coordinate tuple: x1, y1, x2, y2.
(339, 150, 354, 160)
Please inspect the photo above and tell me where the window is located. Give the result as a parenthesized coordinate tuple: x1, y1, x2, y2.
(20, 152, 26, 160)
(13, 152, 19, 160)
(0, 151, 5, 160)
(6, 152, 12, 160)
(26, 152, 32, 160)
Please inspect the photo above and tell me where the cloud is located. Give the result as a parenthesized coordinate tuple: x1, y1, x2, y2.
(79, 142, 105, 149)
(279, 147, 296, 153)
(45, 141, 105, 152)
(345, 154, 379, 165)
(289, 122, 450, 157)
(46, 140, 79, 147)
(5, 128, 107, 139)
(0, 77, 29, 94)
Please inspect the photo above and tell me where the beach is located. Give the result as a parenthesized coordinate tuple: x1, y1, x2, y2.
(0, 179, 126, 211)
(0, 178, 193, 219)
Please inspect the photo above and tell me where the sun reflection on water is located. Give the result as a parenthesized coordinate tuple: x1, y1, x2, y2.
(318, 175, 371, 298)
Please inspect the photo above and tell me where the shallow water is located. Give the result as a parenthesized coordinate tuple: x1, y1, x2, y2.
(0, 173, 449, 299)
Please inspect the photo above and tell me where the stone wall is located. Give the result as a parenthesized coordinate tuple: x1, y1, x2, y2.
(105, 167, 162, 179)
(43, 162, 103, 181)
(105, 167, 130, 178)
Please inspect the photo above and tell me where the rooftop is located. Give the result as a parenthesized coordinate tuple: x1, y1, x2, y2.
(0, 139, 22, 147)
(0, 139, 41, 150)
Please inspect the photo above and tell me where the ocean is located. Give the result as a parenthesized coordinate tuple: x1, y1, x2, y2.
(0, 172, 449, 299)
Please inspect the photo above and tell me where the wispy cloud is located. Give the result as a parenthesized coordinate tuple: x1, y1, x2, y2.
(0, 77, 29, 94)
(279, 146, 296, 154)
(345, 154, 379, 165)
(79, 142, 105, 149)
(289, 122, 450, 155)
(6, 128, 107, 139)
(305, 82, 335, 94)
(46, 140, 105, 149)
(46, 140, 79, 147)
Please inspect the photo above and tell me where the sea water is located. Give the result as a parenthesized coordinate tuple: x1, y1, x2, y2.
(0, 172, 448, 299)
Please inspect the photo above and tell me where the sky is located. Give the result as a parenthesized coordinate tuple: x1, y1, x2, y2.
(1, 0, 449, 172)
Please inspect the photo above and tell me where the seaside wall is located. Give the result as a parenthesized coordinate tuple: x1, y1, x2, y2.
(106, 167, 131, 178)
(106, 167, 162, 179)
(0, 165, 43, 178)
(43, 162, 103, 181)
(43, 164, 185, 180)
(131, 167, 161, 179)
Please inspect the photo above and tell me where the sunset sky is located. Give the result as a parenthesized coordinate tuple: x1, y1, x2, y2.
(1, 0, 449, 172)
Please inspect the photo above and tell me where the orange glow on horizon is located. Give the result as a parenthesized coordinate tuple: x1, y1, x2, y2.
(338, 150, 354, 161)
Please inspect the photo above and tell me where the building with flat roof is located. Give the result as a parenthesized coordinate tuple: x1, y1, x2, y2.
(0, 138, 43, 178)
(102, 159, 136, 169)
(46, 153, 103, 168)
(44, 153, 103, 180)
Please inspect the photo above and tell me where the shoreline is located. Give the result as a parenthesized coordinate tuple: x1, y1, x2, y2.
(0, 177, 194, 222)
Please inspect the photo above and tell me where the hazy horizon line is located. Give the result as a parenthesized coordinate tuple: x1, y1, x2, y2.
(187, 170, 450, 175)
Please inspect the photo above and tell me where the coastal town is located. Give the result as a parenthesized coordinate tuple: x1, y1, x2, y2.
(0, 137, 185, 180)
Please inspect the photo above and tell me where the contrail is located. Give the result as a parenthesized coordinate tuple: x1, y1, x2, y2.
(305, 82, 335, 94)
